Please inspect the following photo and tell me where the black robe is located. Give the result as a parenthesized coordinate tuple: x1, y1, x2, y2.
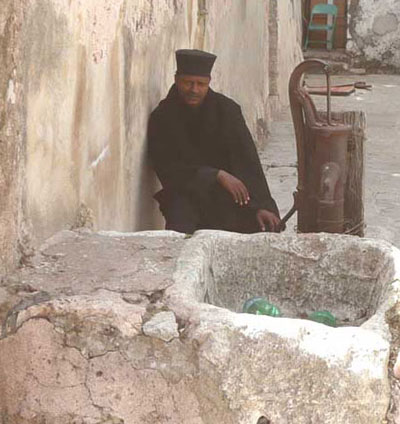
(147, 84, 279, 233)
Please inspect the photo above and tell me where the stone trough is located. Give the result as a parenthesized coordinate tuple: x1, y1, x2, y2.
(1, 230, 400, 423)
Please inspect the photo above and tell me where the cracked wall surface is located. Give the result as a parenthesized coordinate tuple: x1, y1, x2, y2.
(348, 0, 400, 71)
(0, 0, 302, 272)
(268, 0, 303, 116)
(0, 0, 25, 275)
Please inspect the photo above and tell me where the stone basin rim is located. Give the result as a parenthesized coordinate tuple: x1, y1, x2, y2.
(166, 230, 400, 340)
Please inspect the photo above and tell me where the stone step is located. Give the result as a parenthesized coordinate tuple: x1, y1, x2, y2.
(303, 48, 351, 62)
(303, 48, 367, 75)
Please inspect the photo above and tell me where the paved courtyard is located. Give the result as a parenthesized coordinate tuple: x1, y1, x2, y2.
(262, 74, 400, 248)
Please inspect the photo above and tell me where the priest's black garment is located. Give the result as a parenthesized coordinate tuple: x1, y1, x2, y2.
(148, 84, 279, 234)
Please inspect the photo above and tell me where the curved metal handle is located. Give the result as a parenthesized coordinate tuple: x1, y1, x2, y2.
(289, 59, 333, 125)
(289, 59, 332, 196)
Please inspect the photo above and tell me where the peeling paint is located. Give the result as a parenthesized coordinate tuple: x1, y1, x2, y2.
(373, 13, 398, 36)
(6, 79, 16, 104)
(349, 0, 400, 70)
(0, 0, 25, 275)
(90, 145, 110, 169)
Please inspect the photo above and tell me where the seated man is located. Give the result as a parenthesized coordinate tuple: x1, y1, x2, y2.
(148, 49, 282, 234)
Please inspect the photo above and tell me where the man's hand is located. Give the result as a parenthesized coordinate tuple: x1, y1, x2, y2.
(256, 209, 281, 232)
(216, 170, 250, 206)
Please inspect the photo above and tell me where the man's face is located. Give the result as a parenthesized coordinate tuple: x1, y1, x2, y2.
(175, 74, 210, 107)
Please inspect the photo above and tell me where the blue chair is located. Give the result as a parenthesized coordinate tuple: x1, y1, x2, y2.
(304, 3, 338, 50)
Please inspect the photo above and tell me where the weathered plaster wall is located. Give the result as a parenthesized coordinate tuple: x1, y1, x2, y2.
(0, 1, 25, 274)
(205, 0, 303, 142)
(0, 0, 302, 265)
(348, 0, 400, 71)
(205, 1, 272, 144)
(274, 0, 303, 109)
(23, 0, 188, 244)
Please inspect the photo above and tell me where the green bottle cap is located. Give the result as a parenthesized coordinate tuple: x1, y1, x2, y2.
(243, 297, 281, 317)
(308, 310, 336, 327)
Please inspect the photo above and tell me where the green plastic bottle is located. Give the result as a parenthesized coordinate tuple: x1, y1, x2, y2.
(308, 310, 337, 327)
(242, 297, 281, 317)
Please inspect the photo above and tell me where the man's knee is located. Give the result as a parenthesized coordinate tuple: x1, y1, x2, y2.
(207, 186, 260, 233)
(154, 189, 199, 234)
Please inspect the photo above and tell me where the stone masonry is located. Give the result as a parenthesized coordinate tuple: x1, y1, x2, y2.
(1, 229, 400, 423)
(349, 0, 400, 71)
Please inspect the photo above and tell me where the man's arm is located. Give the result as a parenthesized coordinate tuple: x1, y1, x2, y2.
(147, 112, 219, 196)
(256, 209, 281, 232)
(218, 102, 281, 231)
(216, 169, 250, 206)
(224, 103, 280, 216)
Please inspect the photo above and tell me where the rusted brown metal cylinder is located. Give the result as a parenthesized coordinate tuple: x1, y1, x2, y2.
(311, 126, 349, 233)
(288, 59, 352, 234)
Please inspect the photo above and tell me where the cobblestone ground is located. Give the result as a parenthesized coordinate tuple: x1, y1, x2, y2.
(261, 74, 400, 248)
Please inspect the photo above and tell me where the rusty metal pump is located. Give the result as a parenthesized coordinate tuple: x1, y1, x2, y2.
(282, 60, 353, 233)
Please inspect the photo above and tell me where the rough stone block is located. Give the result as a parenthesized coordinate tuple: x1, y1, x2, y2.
(142, 311, 179, 342)
(1, 230, 399, 423)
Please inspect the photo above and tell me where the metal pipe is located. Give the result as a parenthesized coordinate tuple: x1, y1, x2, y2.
(326, 67, 332, 125)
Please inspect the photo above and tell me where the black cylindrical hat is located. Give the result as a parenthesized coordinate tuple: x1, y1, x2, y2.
(176, 49, 217, 77)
